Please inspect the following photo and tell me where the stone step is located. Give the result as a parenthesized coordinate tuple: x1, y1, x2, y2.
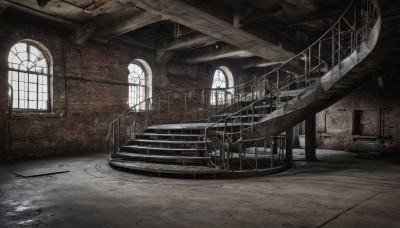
(146, 122, 252, 131)
(122, 145, 206, 151)
(139, 133, 204, 137)
(133, 139, 209, 144)
(117, 152, 210, 160)
(109, 159, 225, 175)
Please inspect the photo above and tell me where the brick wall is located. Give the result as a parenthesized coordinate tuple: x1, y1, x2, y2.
(0, 18, 222, 160)
(315, 66, 400, 152)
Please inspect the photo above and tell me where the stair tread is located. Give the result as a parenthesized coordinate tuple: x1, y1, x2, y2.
(213, 114, 268, 118)
(117, 152, 210, 160)
(254, 103, 282, 109)
(147, 122, 252, 130)
(140, 133, 204, 137)
(134, 139, 208, 144)
(122, 145, 206, 151)
(109, 159, 225, 174)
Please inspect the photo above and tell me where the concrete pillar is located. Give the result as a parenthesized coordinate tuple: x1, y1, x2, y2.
(305, 114, 317, 161)
(285, 128, 293, 162)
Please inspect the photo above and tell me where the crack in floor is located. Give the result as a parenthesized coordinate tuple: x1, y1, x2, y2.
(316, 191, 384, 227)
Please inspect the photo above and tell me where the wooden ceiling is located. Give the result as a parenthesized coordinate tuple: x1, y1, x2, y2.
(1, 0, 349, 67)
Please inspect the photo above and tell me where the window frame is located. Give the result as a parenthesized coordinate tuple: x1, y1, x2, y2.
(128, 60, 149, 111)
(211, 66, 234, 106)
(7, 41, 51, 112)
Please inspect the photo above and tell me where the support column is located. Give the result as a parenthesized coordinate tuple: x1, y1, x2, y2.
(285, 128, 293, 162)
(305, 114, 317, 161)
(272, 137, 277, 155)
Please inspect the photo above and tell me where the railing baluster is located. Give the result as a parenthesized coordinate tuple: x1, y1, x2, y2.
(158, 96, 161, 125)
(332, 26, 335, 67)
(338, 19, 341, 63)
(184, 91, 187, 123)
(167, 93, 170, 124)
(255, 141, 258, 170)
(117, 118, 120, 149)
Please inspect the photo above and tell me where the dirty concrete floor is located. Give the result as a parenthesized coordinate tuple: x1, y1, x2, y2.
(1, 149, 400, 228)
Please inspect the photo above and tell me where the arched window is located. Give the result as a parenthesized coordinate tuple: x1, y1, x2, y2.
(8, 41, 51, 110)
(211, 66, 234, 105)
(128, 59, 152, 110)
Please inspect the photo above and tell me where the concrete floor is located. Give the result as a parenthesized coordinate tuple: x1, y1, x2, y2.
(1, 149, 400, 228)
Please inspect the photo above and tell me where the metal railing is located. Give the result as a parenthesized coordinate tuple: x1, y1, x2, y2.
(106, 0, 380, 172)
(208, 134, 288, 171)
(205, 0, 380, 169)
(106, 88, 234, 154)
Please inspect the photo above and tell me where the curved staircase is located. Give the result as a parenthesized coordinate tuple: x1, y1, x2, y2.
(106, 0, 391, 177)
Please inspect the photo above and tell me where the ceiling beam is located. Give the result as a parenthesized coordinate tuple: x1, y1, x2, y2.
(95, 11, 164, 41)
(182, 43, 253, 64)
(116, 33, 157, 50)
(160, 32, 216, 51)
(128, 0, 296, 62)
(239, 57, 282, 69)
(72, 9, 164, 45)
(156, 32, 216, 64)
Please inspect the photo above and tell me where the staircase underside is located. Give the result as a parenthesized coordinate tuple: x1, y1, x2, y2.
(245, 2, 400, 139)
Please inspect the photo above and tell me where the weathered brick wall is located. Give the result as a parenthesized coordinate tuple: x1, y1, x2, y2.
(316, 67, 400, 152)
(0, 18, 215, 160)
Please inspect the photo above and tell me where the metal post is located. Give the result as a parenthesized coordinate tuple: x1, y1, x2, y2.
(318, 40, 321, 77)
(286, 128, 293, 163)
(276, 69, 280, 104)
(308, 47, 312, 86)
(332, 25, 335, 67)
(158, 96, 161, 124)
(145, 101, 148, 127)
(338, 19, 341, 63)
(263, 138, 267, 168)
(251, 85, 253, 102)
(270, 138, 273, 168)
(184, 91, 187, 123)
(117, 118, 120, 149)
(255, 141, 258, 170)
(167, 93, 170, 123)
(112, 123, 115, 155)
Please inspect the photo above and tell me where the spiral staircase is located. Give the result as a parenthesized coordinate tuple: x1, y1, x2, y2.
(106, 0, 388, 177)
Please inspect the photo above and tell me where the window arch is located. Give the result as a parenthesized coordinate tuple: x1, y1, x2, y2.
(211, 66, 234, 105)
(128, 59, 152, 110)
(8, 40, 51, 110)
